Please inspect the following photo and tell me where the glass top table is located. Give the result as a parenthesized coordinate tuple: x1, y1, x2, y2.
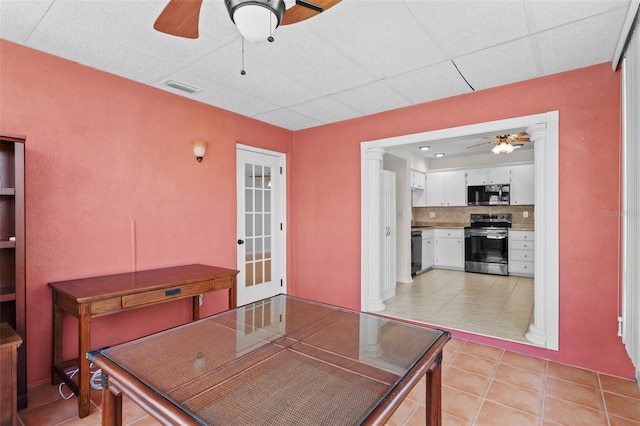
(89, 294, 450, 425)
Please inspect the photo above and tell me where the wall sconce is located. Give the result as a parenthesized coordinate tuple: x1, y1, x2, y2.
(191, 140, 208, 162)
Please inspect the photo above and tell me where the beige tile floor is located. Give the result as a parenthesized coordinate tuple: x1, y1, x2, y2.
(17, 337, 640, 425)
(383, 269, 534, 344)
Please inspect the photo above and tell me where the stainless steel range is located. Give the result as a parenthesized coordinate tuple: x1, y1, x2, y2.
(464, 213, 511, 275)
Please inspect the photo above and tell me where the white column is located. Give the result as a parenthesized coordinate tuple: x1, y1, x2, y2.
(525, 123, 548, 346)
(366, 148, 386, 312)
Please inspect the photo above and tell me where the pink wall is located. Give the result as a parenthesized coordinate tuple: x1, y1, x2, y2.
(292, 63, 634, 378)
(1, 39, 634, 386)
(0, 40, 293, 387)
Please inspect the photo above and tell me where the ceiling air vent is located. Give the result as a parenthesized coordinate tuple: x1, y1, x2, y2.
(163, 79, 202, 94)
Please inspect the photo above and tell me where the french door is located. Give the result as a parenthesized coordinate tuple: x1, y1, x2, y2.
(236, 145, 286, 306)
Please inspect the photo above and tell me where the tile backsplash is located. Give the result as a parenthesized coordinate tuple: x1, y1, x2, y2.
(412, 205, 535, 228)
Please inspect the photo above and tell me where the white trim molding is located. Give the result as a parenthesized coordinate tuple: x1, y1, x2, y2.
(361, 111, 560, 350)
(621, 12, 640, 383)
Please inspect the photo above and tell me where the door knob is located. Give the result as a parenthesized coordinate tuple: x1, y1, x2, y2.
(237, 239, 245, 245)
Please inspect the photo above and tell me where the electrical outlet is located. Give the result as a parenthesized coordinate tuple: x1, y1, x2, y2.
(199, 294, 203, 306)
(523, 211, 529, 218)
(429, 212, 436, 218)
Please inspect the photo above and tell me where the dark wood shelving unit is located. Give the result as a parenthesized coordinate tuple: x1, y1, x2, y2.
(0, 133, 27, 411)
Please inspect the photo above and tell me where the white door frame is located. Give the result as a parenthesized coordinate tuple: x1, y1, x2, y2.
(236, 144, 287, 306)
(360, 111, 560, 350)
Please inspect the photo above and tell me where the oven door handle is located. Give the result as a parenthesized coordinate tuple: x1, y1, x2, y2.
(486, 235, 506, 239)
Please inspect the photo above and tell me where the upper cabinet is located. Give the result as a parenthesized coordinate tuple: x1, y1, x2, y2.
(425, 171, 466, 207)
(510, 164, 535, 205)
(414, 163, 534, 208)
(466, 167, 511, 185)
(410, 170, 425, 190)
(411, 170, 427, 207)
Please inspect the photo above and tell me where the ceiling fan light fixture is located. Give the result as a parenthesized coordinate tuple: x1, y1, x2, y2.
(492, 141, 515, 154)
(227, 0, 286, 43)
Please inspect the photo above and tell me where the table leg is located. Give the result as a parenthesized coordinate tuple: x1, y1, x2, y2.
(229, 278, 237, 309)
(52, 298, 63, 385)
(78, 304, 92, 418)
(101, 372, 122, 426)
(192, 295, 200, 321)
(424, 351, 443, 426)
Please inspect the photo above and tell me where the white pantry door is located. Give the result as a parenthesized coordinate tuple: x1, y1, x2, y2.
(236, 145, 286, 306)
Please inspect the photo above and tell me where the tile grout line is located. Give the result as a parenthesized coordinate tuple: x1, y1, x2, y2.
(597, 373, 613, 426)
(540, 357, 549, 425)
(469, 342, 505, 425)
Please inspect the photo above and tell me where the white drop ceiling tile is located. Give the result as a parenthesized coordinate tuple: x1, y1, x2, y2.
(404, 0, 529, 58)
(150, 71, 279, 117)
(239, 26, 376, 96)
(288, 97, 363, 124)
(329, 81, 411, 116)
(40, 0, 238, 66)
(454, 38, 539, 91)
(384, 61, 472, 104)
(25, 14, 168, 84)
(0, 0, 54, 43)
(253, 108, 324, 131)
(302, 1, 446, 79)
(536, 7, 628, 75)
(187, 43, 320, 107)
(524, 0, 630, 33)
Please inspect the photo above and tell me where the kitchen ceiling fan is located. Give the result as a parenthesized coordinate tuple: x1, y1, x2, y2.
(466, 132, 531, 154)
(153, 0, 341, 42)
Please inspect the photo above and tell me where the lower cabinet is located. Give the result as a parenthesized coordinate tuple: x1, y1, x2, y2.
(421, 229, 434, 271)
(435, 229, 464, 269)
(509, 230, 535, 277)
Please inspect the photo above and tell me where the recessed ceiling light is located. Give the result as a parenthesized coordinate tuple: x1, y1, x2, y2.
(512, 143, 524, 149)
(434, 153, 445, 158)
(419, 145, 431, 151)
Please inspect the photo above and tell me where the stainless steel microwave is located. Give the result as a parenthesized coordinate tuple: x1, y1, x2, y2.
(467, 184, 510, 205)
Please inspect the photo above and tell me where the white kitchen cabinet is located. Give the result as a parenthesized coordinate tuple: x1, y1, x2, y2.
(510, 164, 535, 205)
(421, 229, 434, 271)
(425, 172, 444, 206)
(466, 167, 511, 185)
(411, 170, 427, 207)
(410, 170, 425, 190)
(509, 230, 534, 277)
(434, 229, 464, 269)
(426, 171, 466, 207)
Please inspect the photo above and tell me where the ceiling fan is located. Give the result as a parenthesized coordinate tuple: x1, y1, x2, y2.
(466, 132, 531, 154)
(153, 0, 341, 42)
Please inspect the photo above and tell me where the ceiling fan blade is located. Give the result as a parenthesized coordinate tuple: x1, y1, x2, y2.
(281, 0, 341, 25)
(510, 137, 531, 142)
(466, 141, 494, 149)
(153, 0, 203, 39)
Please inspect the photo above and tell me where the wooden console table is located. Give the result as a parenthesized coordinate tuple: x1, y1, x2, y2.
(49, 264, 238, 418)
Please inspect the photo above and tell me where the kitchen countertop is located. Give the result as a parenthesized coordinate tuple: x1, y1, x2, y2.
(412, 223, 535, 231)
(412, 222, 468, 229)
(510, 225, 535, 231)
